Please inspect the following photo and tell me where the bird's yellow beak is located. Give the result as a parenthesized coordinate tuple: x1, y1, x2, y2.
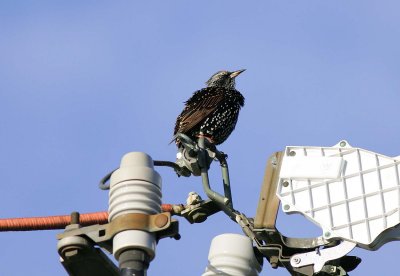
(230, 69, 246, 78)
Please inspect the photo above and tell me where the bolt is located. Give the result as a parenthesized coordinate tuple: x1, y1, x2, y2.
(65, 212, 81, 231)
(270, 256, 279, 269)
(70, 212, 80, 225)
(289, 151, 296, 156)
(283, 204, 290, 211)
(324, 231, 331, 238)
(154, 214, 168, 228)
(292, 257, 301, 264)
(282, 181, 289, 187)
(223, 198, 231, 205)
(339, 141, 347, 147)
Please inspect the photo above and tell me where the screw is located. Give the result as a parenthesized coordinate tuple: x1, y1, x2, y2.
(339, 141, 347, 147)
(289, 151, 296, 156)
(282, 181, 289, 187)
(155, 214, 169, 228)
(70, 212, 80, 225)
(324, 231, 331, 238)
(270, 256, 279, 269)
(283, 204, 290, 211)
(292, 257, 301, 264)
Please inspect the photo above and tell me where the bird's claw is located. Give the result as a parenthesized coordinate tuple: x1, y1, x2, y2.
(215, 151, 228, 165)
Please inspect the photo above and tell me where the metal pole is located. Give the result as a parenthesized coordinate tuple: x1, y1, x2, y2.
(220, 161, 233, 209)
(198, 136, 229, 206)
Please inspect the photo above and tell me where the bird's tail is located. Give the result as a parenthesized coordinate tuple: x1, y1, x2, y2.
(169, 134, 179, 145)
(170, 133, 198, 150)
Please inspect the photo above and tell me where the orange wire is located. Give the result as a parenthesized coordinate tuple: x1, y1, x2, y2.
(0, 204, 181, 232)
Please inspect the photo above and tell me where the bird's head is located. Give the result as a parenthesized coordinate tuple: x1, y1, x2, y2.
(205, 69, 246, 89)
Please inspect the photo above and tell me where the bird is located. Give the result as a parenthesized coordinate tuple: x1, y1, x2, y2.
(173, 69, 245, 147)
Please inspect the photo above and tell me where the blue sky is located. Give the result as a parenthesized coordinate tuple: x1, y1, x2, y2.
(1, 1, 400, 275)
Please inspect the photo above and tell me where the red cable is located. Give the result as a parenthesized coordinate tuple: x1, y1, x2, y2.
(0, 204, 181, 232)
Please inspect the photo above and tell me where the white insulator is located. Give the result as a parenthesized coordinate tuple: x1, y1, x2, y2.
(108, 152, 162, 260)
(203, 233, 262, 276)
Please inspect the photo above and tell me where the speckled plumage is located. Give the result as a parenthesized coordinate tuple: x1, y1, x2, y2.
(173, 70, 245, 146)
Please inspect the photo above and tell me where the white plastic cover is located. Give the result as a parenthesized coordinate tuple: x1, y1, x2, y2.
(276, 141, 400, 249)
(203, 233, 261, 276)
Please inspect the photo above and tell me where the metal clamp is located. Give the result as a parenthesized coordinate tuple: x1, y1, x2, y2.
(290, 240, 357, 273)
(57, 212, 179, 253)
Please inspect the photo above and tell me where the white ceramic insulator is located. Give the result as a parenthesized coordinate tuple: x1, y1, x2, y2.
(203, 233, 262, 276)
(108, 152, 162, 260)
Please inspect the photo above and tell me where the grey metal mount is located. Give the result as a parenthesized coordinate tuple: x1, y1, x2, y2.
(174, 133, 239, 221)
(181, 198, 221, 224)
(174, 132, 220, 177)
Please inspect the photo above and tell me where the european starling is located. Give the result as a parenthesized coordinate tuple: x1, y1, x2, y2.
(173, 69, 245, 147)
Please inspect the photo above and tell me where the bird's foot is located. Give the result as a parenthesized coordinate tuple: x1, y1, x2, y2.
(216, 151, 228, 164)
(218, 151, 228, 159)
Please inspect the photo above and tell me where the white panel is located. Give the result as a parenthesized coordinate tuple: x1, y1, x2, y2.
(280, 156, 344, 179)
(276, 142, 400, 250)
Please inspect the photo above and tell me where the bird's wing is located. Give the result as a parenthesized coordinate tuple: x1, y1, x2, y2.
(174, 87, 226, 135)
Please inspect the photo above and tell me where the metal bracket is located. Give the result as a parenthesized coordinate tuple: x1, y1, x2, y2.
(172, 134, 238, 222)
(290, 240, 356, 273)
(181, 199, 221, 224)
(57, 212, 179, 253)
